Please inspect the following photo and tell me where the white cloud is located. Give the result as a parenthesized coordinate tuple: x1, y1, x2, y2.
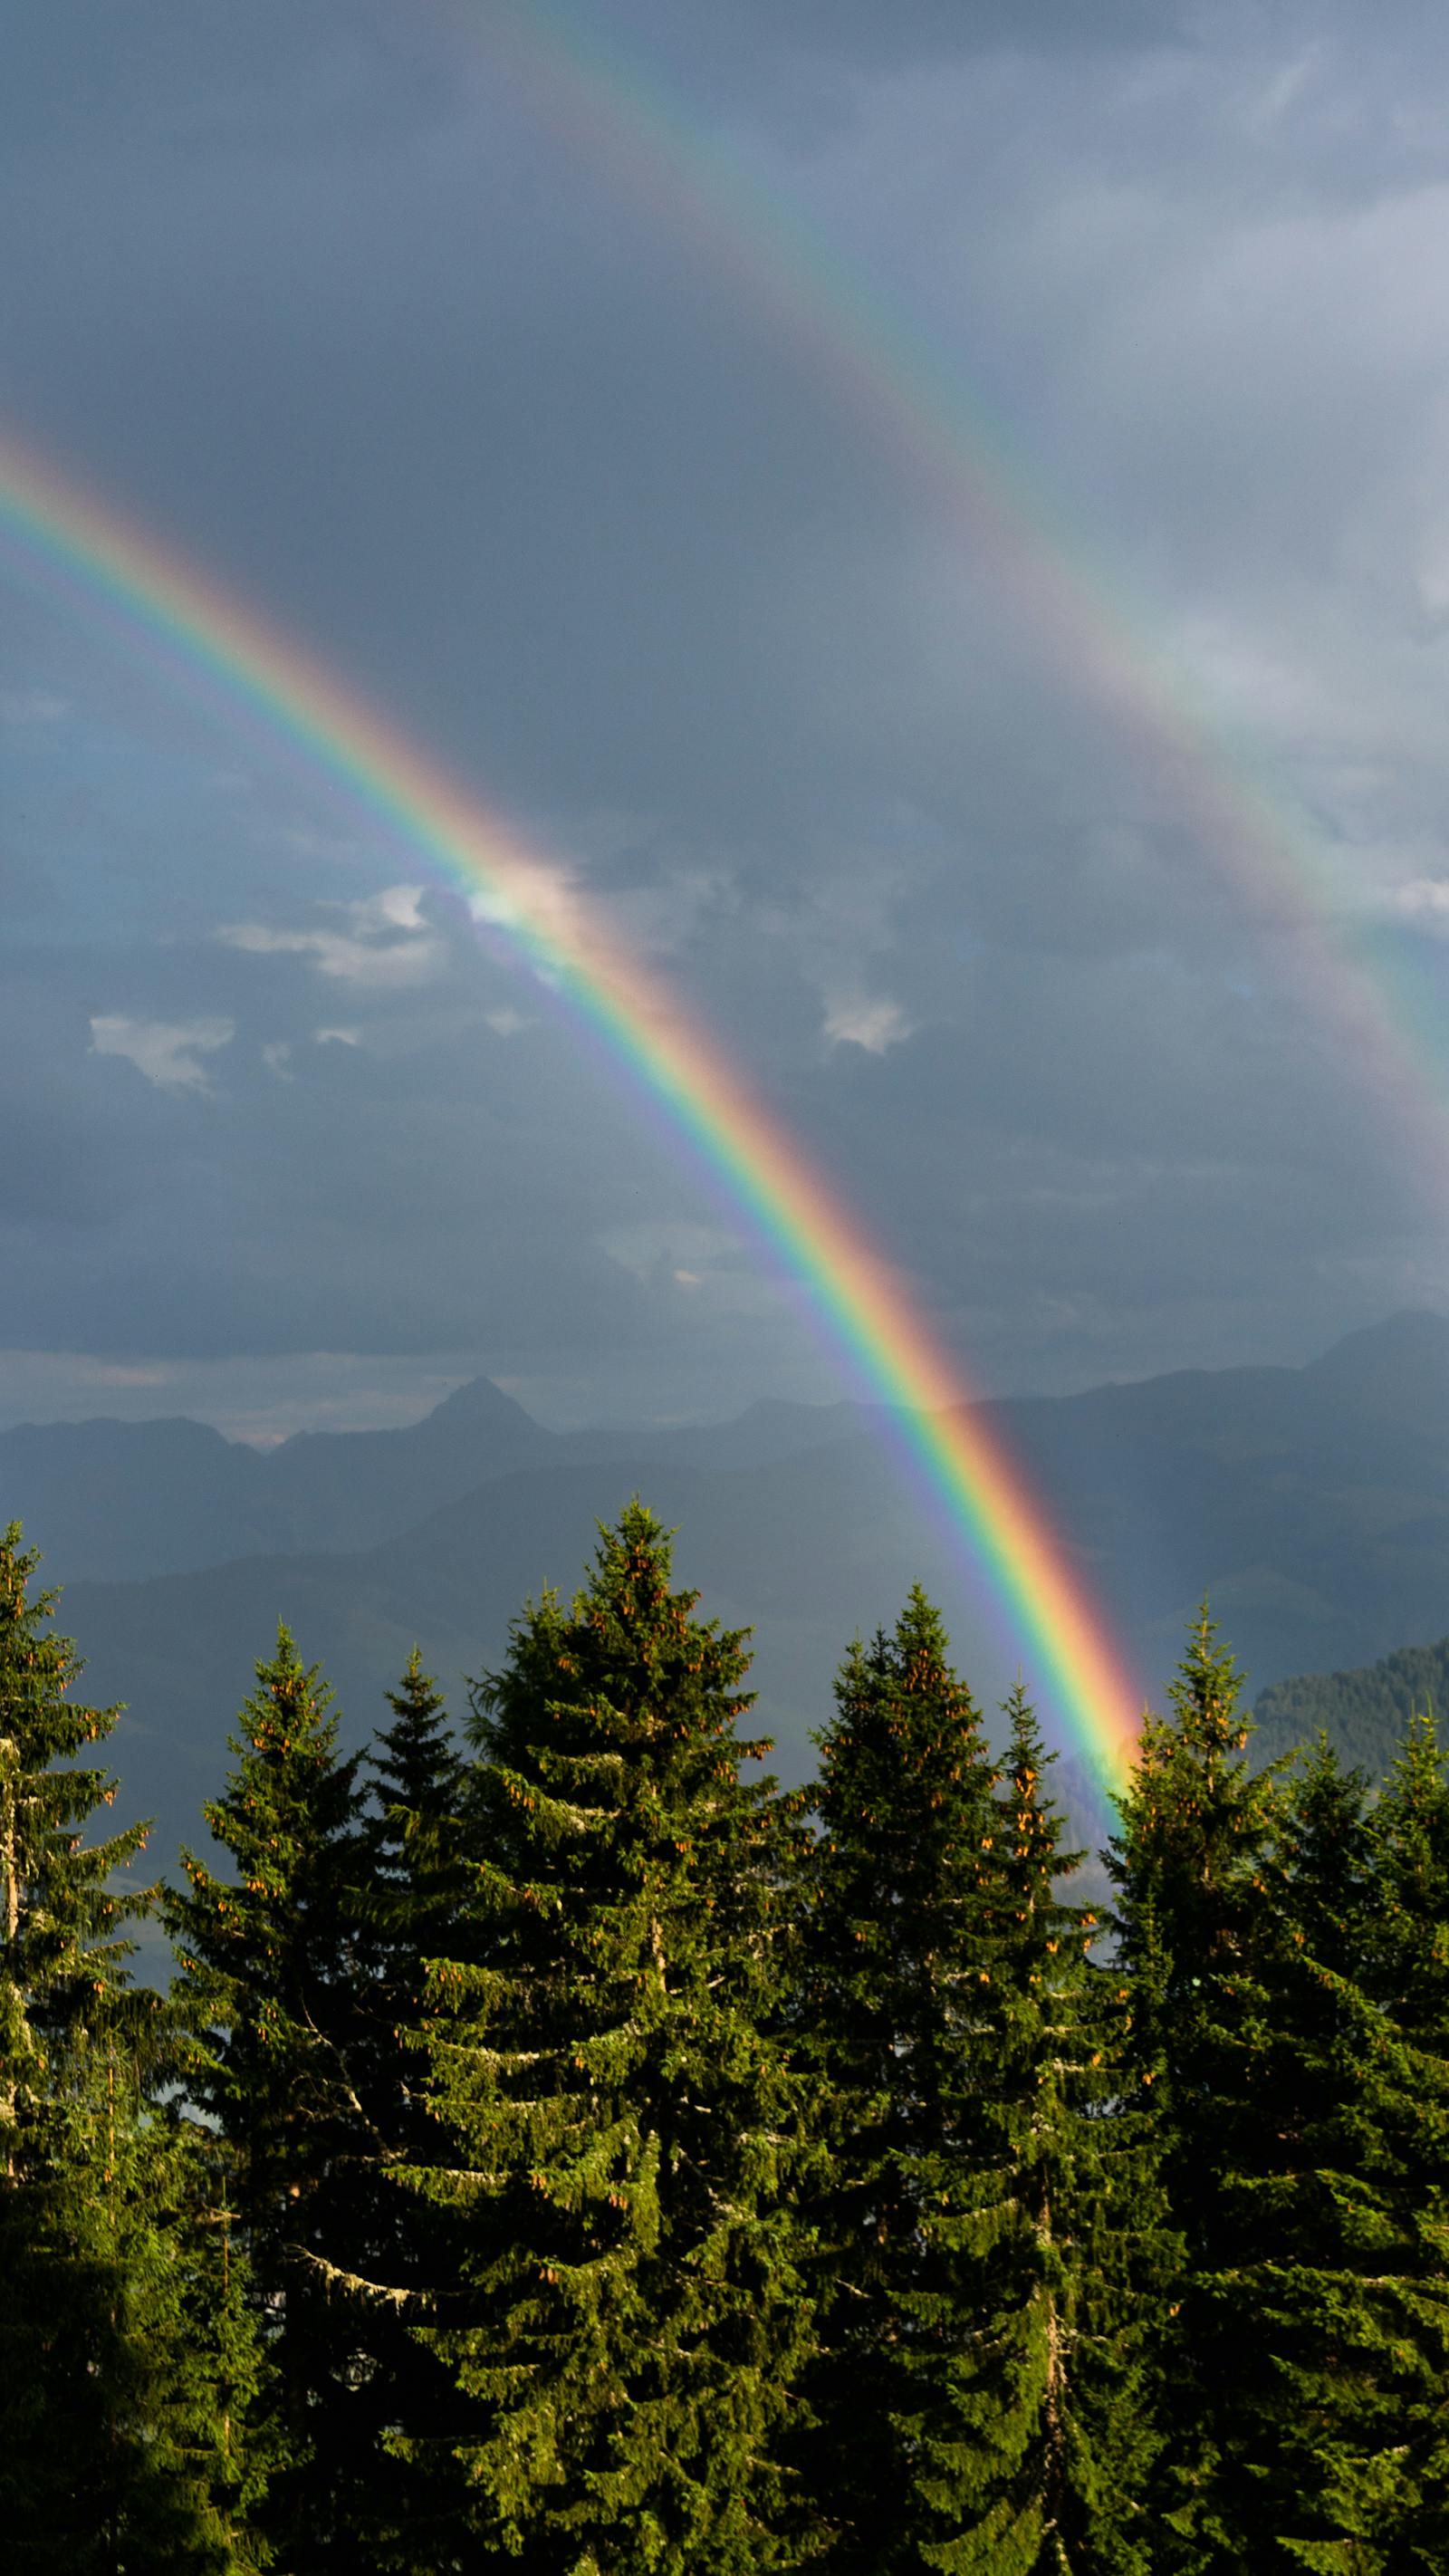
(352, 884, 428, 934)
(0, 689, 69, 725)
(89, 1014, 235, 1094)
(822, 992, 916, 1053)
(218, 883, 441, 986)
(485, 1005, 532, 1037)
(1388, 877, 1449, 931)
(314, 1025, 361, 1046)
(262, 1041, 293, 1080)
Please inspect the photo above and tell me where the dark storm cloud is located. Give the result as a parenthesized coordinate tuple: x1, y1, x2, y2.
(5, 0, 1449, 1427)
(0, 901, 727, 1363)
(0, 1, 453, 153)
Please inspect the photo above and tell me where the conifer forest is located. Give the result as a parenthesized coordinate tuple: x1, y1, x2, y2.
(4, 1501, 1448, 2576)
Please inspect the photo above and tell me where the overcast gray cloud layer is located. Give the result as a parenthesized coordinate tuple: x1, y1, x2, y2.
(5, 0, 1449, 1435)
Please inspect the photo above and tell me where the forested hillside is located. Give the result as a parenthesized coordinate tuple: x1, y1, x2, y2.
(1256, 1633, 1449, 1773)
(14, 1311, 1449, 1879)
(5, 1504, 1448, 2573)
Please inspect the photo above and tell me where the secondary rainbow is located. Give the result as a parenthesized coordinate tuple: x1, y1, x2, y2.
(0, 432, 1143, 1795)
(484, 0, 1449, 1197)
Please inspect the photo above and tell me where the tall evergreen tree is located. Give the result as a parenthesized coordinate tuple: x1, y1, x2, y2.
(1107, 1606, 1277, 2563)
(1168, 1731, 1449, 2569)
(1111, 1620, 1449, 2569)
(333, 1652, 478, 2574)
(796, 1590, 1000, 2575)
(911, 1687, 1168, 2576)
(0, 1522, 259, 2570)
(1265, 1738, 1449, 2565)
(801, 1602, 1165, 2576)
(1367, 1705, 1449, 2047)
(0, 1520, 149, 2160)
(405, 1503, 814, 2574)
(165, 1623, 371, 2571)
(1108, 1606, 1278, 2252)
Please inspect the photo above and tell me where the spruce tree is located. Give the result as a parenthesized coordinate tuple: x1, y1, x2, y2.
(1108, 1606, 1277, 2253)
(339, 1652, 477, 2573)
(1109, 1620, 1449, 2569)
(165, 1622, 371, 2571)
(123, 2106, 271, 2569)
(0, 1521, 259, 2570)
(1367, 1705, 1449, 2048)
(802, 1602, 1166, 2576)
(911, 1687, 1168, 2576)
(405, 1503, 813, 2573)
(1162, 1732, 1449, 2570)
(796, 1590, 1000, 2575)
(0, 1520, 149, 2161)
(1107, 1605, 1278, 2563)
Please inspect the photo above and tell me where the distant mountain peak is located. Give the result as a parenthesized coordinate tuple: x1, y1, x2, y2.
(426, 1377, 541, 1428)
(1307, 1310, 1449, 1381)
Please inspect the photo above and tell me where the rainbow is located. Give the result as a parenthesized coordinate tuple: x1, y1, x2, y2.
(0, 432, 1144, 1795)
(483, 0, 1449, 1198)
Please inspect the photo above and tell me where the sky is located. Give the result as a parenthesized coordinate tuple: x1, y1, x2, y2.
(5, 0, 1449, 1442)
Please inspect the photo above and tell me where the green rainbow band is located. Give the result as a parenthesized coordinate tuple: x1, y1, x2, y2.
(490, 0, 1449, 1202)
(0, 432, 1143, 1794)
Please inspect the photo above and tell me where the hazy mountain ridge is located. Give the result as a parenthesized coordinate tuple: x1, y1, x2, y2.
(12, 1311, 1449, 1872)
(0, 1375, 868, 1581)
(1253, 1635, 1449, 1779)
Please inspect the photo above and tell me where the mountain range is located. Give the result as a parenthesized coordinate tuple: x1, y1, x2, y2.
(8, 1310, 1449, 1872)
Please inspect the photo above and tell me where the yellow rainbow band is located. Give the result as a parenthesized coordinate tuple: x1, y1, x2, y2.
(493, 0, 1449, 1203)
(0, 432, 1143, 1793)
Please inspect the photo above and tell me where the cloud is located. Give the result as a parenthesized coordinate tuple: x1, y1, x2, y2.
(89, 1015, 235, 1094)
(822, 992, 916, 1053)
(350, 884, 428, 934)
(218, 884, 441, 986)
(314, 1024, 361, 1045)
(0, 689, 69, 725)
(1387, 879, 1449, 931)
(15, 0, 1449, 1433)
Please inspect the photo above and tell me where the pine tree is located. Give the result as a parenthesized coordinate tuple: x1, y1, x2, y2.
(164, 1622, 371, 2571)
(126, 2107, 272, 2570)
(1107, 1605, 1279, 2564)
(337, 1651, 478, 2573)
(1159, 1732, 1449, 2570)
(0, 1520, 149, 2161)
(405, 1503, 813, 2573)
(0, 1521, 259, 2570)
(1329, 1710, 1449, 2566)
(1367, 1705, 1449, 2049)
(911, 1687, 1168, 2576)
(1108, 1618, 1449, 2569)
(796, 1589, 1000, 2575)
(1108, 1606, 1278, 2254)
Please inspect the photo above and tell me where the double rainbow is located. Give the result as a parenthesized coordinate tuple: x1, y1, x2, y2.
(0, 433, 1144, 1796)
(486, 0, 1449, 1199)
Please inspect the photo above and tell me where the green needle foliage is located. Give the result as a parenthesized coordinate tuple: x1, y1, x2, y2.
(165, 1623, 371, 2572)
(802, 1601, 1166, 2576)
(1240, 1737, 1449, 2571)
(1111, 1619, 1449, 2571)
(0, 1521, 257, 2570)
(344, 1652, 478, 2573)
(1108, 1606, 1280, 2278)
(10, 1504, 1449, 2574)
(1108, 1607, 1281, 2565)
(912, 1687, 1169, 2576)
(797, 1589, 1000, 2575)
(405, 1503, 815, 2574)
(0, 1520, 150, 2158)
